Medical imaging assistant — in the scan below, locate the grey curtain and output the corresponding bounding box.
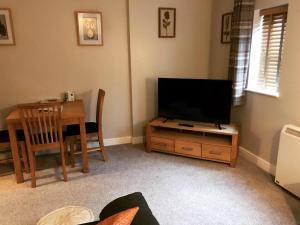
[228,0,255,106]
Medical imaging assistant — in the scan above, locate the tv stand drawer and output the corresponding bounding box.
[146,118,239,167]
[151,137,174,152]
[202,144,231,162]
[175,141,202,157]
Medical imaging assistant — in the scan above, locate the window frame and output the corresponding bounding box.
[246,4,288,98]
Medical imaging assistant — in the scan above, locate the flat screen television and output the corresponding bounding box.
[158,78,232,124]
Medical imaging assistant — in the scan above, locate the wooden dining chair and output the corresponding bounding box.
[66,89,108,167]
[0,130,29,173]
[18,102,67,188]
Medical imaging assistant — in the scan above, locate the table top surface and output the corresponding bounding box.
[150,117,239,135]
[6,100,85,123]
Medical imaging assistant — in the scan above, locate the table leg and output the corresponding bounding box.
[8,124,24,183]
[79,119,89,173]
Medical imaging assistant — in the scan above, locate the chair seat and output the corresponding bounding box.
[66,122,98,136]
[0,130,25,143]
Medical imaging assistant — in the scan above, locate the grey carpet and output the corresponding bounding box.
[0,144,299,225]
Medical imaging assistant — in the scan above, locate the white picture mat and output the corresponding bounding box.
[77,12,102,45]
[0,9,14,44]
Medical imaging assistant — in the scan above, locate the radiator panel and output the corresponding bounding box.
[275,125,300,198]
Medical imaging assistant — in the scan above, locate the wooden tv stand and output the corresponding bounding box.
[146,118,239,167]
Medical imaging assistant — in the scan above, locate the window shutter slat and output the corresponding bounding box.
[253,8,287,93]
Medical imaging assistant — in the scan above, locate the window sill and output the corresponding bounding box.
[245,88,280,98]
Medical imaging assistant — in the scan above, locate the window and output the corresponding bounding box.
[247,5,288,97]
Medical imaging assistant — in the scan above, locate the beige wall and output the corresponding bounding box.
[209,0,289,79]
[232,0,300,166]
[3,0,298,165]
[209,0,234,79]
[255,0,289,9]
[1,0,214,141]
[129,0,213,137]
[210,0,300,166]
[0,0,132,139]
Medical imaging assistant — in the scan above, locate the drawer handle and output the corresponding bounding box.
[209,151,222,156]
[182,147,193,151]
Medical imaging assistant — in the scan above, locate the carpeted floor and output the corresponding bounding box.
[0,144,299,225]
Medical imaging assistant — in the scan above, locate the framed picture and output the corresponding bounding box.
[75,11,103,46]
[221,12,233,44]
[0,8,15,45]
[158,8,176,38]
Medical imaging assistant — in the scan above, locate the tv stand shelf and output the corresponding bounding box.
[146,118,239,167]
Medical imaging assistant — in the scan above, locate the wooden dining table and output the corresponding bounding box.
[6,100,89,183]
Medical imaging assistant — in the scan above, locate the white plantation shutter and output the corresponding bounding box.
[248,5,288,96]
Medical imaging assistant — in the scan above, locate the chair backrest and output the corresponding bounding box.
[18,102,63,151]
[96,89,105,127]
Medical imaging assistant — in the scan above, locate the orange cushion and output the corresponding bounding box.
[97,207,139,225]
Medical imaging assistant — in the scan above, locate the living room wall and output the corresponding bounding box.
[5,0,297,164]
[129,0,213,138]
[210,0,300,168]
[0,0,214,142]
[0,0,132,140]
[209,0,234,79]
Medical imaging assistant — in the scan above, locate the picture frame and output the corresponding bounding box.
[158,7,176,38]
[0,8,15,45]
[75,11,103,46]
[221,12,233,44]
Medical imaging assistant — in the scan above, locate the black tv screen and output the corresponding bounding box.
[158,78,232,124]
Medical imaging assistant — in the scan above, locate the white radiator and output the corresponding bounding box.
[275,125,300,198]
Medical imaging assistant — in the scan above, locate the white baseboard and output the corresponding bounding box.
[131,136,145,144]
[103,136,132,146]
[239,146,276,175]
